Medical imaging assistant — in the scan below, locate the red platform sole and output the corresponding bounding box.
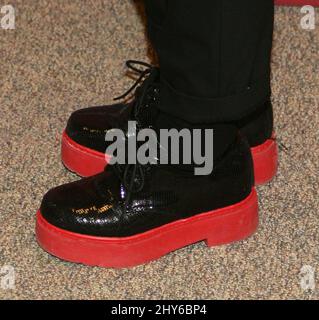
[251,137,278,185]
[61,131,278,185]
[276,0,319,6]
[36,189,258,268]
[61,131,110,177]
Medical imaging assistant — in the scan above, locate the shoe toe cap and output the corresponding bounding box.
[40,183,78,232]
[66,103,129,136]
[65,103,130,152]
[39,174,120,236]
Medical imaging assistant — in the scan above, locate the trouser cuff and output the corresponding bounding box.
[158,77,271,124]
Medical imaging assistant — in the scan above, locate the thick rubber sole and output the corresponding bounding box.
[275,1,319,6]
[61,131,111,177]
[251,136,278,185]
[61,131,278,185]
[36,189,258,268]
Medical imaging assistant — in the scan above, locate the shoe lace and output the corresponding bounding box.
[114,60,159,126]
[111,60,159,209]
[111,162,146,209]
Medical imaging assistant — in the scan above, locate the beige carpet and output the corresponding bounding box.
[0,0,318,300]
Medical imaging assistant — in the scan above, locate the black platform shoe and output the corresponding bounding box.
[37,67,258,267]
[61,61,277,184]
[37,130,257,268]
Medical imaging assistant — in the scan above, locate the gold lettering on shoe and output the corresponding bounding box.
[72,204,113,215]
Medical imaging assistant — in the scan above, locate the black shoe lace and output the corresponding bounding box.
[111,60,159,209]
[114,60,159,125]
[112,162,146,209]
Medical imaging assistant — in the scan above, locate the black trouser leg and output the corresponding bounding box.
[144,0,274,124]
